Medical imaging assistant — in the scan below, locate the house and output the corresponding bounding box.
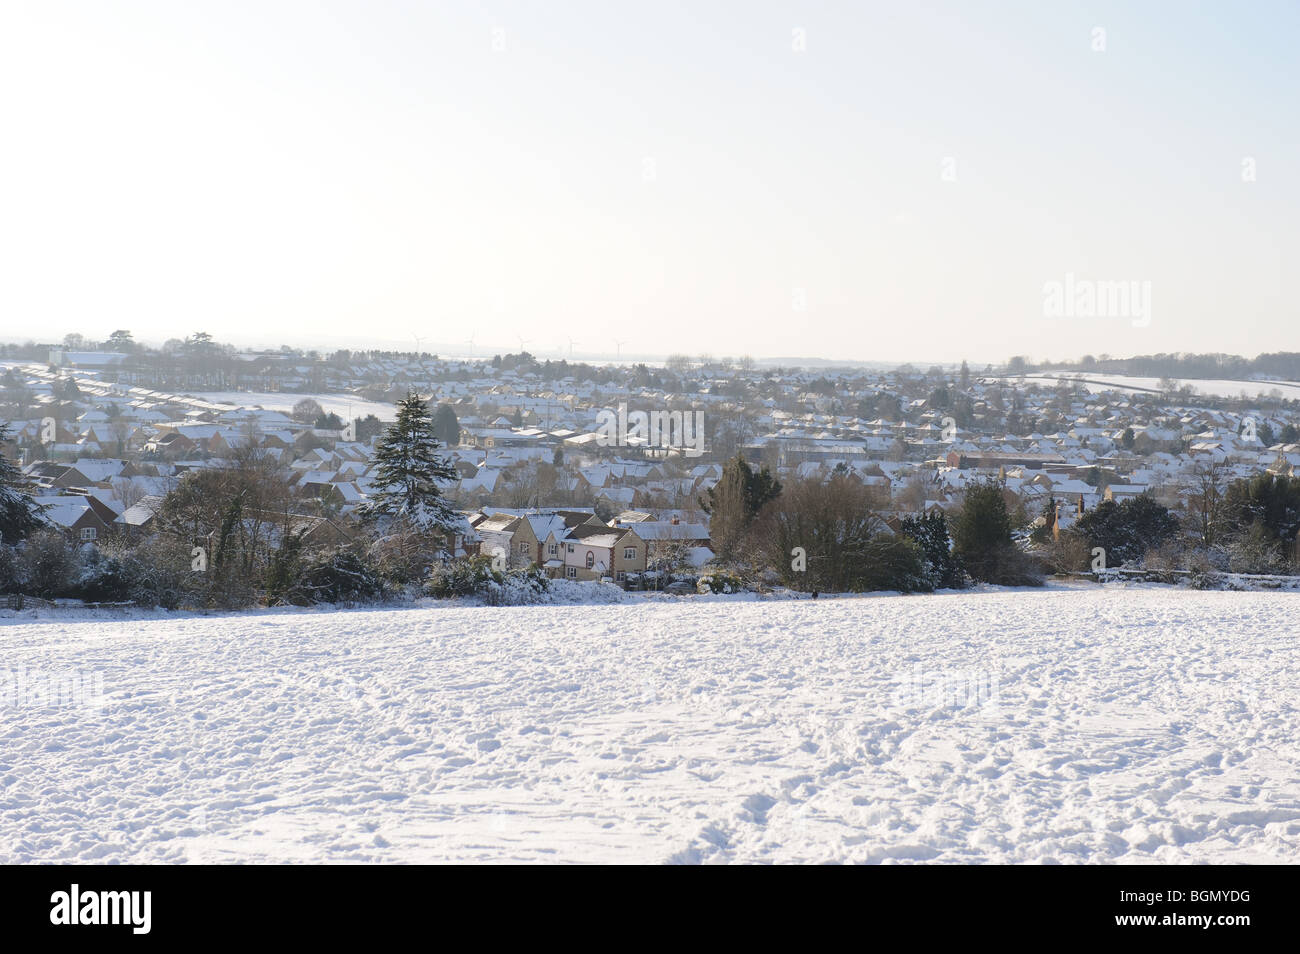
[34,495,113,543]
[474,508,604,570]
[560,523,647,583]
[116,494,166,534]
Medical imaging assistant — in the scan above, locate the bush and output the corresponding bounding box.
[481,566,550,606]
[697,569,749,594]
[1038,533,1092,575]
[0,543,24,593]
[120,536,203,609]
[1227,521,1288,574]
[751,474,918,592]
[425,555,501,598]
[269,545,387,606]
[425,556,550,604]
[70,546,136,602]
[1071,495,1181,568]
[20,531,81,598]
[850,536,932,593]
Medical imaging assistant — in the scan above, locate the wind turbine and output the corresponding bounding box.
[412,333,426,356]
[466,332,476,357]
[614,338,626,361]
[516,335,531,354]
[567,336,577,359]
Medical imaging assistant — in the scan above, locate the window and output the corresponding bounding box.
[585,552,594,569]
[615,571,626,582]
[548,543,557,555]
[519,541,530,554]
[80,527,96,541]
[566,566,577,579]
[567,544,574,554]
[623,547,636,560]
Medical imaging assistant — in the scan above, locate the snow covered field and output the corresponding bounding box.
[1021,371,1300,400]
[2,585,1298,864]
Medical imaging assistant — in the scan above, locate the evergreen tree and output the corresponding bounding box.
[952,479,1040,584]
[1072,494,1181,567]
[432,403,461,447]
[363,393,459,532]
[699,453,781,560]
[0,423,46,543]
[900,510,965,588]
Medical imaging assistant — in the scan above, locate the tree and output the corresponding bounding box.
[107,329,135,352]
[900,510,965,588]
[155,447,295,607]
[752,474,927,592]
[1071,495,1181,567]
[353,414,383,442]
[952,480,1041,585]
[363,392,460,534]
[432,404,461,447]
[699,453,781,561]
[0,424,46,543]
[1221,473,1300,563]
[1185,460,1228,549]
[292,398,325,425]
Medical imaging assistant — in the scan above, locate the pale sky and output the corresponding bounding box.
[1,1,1296,364]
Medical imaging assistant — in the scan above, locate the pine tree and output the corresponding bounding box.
[363,393,460,532]
[431,403,460,447]
[0,423,46,543]
[900,510,964,588]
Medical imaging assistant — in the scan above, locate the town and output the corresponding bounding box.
[1,332,1298,607]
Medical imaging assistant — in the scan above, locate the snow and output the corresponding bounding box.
[194,391,398,421]
[1022,372,1300,400]
[1,584,1297,864]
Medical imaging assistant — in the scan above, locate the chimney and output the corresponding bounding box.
[670,516,679,525]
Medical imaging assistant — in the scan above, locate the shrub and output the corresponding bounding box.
[70,546,136,602]
[1227,521,1288,575]
[120,536,203,609]
[20,531,81,598]
[426,556,550,604]
[481,566,550,606]
[850,536,932,593]
[1071,495,1181,568]
[1038,533,1092,575]
[426,555,501,598]
[697,569,749,594]
[270,545,387,606]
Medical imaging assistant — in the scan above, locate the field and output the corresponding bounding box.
[2,585,1297,863]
